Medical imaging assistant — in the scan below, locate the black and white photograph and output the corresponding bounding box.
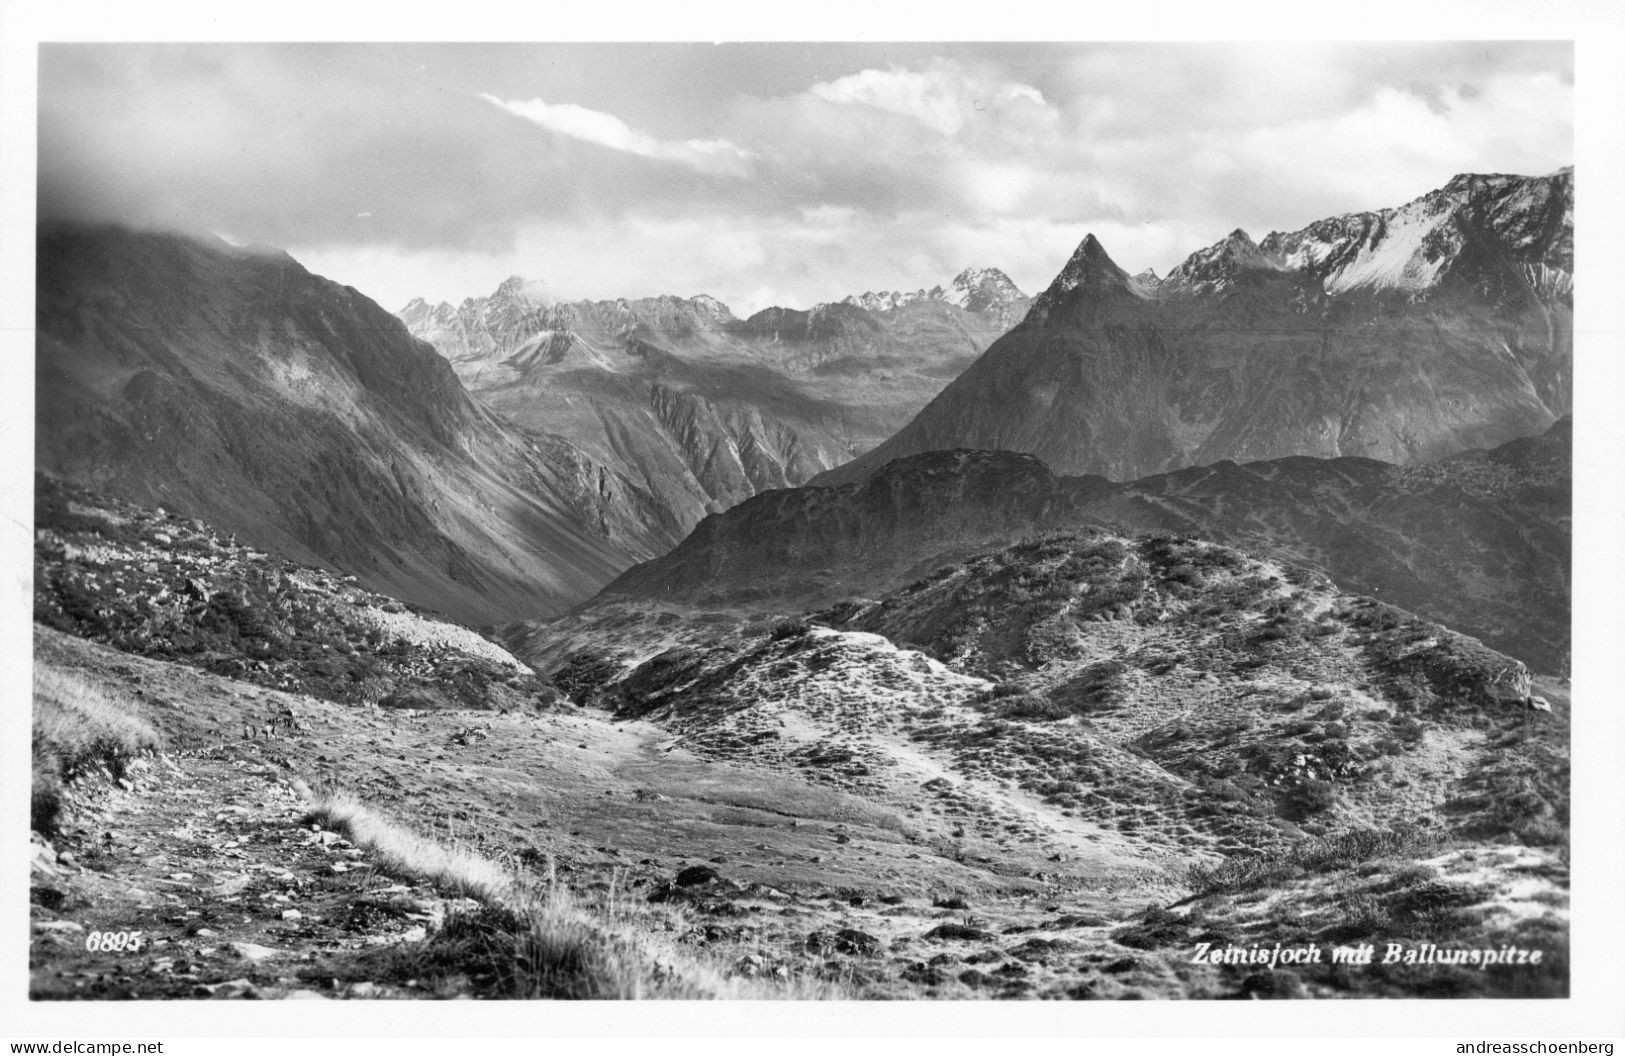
[4,5,1624,1047]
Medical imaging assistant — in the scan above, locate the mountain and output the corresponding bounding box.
[397,268,1028,534]
[842,266,1031,328]
[36,224,685,625]
[586,419,1571,674]
[815,168,1572,486]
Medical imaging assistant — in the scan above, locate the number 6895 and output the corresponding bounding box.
[85,930,144,952]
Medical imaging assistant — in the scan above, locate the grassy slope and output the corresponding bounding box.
[32,482,1568,999]
[526,529,1570,997]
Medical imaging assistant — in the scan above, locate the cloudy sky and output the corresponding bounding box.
[38,41,1573,315]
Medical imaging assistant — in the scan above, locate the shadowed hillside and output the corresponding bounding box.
[37,224,685,624]
[587,420,1570,674]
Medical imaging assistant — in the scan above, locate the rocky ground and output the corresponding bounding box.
[30,483,1571,1000]
[31,628,1188,999]
[30,734,459,1001]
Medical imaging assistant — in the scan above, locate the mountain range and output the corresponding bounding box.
[397,267,1031,533]
[816,168,1572,486]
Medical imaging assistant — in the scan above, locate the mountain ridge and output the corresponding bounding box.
[36,222,684,625]
[589,419,1571,674]
[397,266,1032,536]
[814,168,1572,488]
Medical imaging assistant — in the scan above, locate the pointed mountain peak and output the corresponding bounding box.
[944,266,1029,317]
[951,265,1014,287]
[1129,267,1162,298]
[1160,226,1287,295]
[493,275,550,306]
[1059,234,1128,282]
[1076,233,1114,262]
[1027,234,1134,321]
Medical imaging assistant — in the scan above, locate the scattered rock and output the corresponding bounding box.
[230,941,282,962]
[674,865,720,888]
[924,923,992,942]
[203,977,256,998]
[32,920,85,934]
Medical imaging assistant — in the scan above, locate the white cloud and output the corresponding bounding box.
[805,59,1052,139]
[477,92,755,177]
[48,44,1570,312]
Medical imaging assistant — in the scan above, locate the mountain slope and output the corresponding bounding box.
[816,169,1572,486]
[515,528,1569,998]
[588,419,1571,674]
[31,437,1568,1001]
[398,268,1028,532]
[36,224,684,625]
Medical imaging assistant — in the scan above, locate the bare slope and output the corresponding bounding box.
[37,224,684,624]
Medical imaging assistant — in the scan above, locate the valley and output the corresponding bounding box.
[398,268,1031,535]
[29,165,1576,1003]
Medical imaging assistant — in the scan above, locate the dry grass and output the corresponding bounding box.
[302,787,513,903]
[301,785,841,999]
[33,664,161,833]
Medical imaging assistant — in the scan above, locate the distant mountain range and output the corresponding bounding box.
[816,168,1572,486]
[397,267,1030,534]
[842,266,1032,327]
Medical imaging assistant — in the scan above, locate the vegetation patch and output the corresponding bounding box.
[33,663,161,834]
[34,476,556,712]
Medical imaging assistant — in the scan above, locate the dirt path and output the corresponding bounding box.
[31,739,458,1000]
[869,730,1184,876]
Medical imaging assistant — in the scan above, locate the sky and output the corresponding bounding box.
[37,41,1574,316]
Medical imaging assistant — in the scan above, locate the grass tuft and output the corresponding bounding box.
[301,786,836,999]
[33,664,161,834]
[303,789,513,903]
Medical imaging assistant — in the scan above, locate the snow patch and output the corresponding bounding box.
[1323,205,1451,294]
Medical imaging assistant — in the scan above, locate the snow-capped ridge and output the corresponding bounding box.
[1157,167,1573,299]
[493,275,552,307]
[841,266,1028,324]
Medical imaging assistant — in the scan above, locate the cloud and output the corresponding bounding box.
[478,92,754,177]
[37,43,1573,314]
[805,59,1050,138]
